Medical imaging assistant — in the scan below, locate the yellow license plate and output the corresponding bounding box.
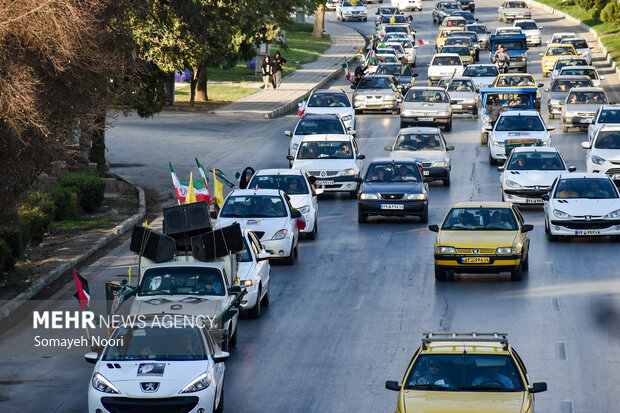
[462,257,490,264]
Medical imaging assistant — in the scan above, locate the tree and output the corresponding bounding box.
[313,3,326,38]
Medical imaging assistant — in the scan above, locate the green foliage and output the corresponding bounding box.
[0,226,26,259]
[575,0,606,19]
[0,239,14,272]
[59,170,106,213]
[601,2,620,27]
[16,192,56,244]
[46,186,78,221]
[4,263,32,291]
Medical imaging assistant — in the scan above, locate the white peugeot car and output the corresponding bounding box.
[587,105,620,142]
[499,146,575,205]
[560,37,593,65]
[513,19,542,46]
[237,229,270,318]
[582,125,620,183]
[427,53,465,86]
[462,63,498,88]
[216,189,301,264]
[289,134,365,198]
[248,169,321,239]
[86,317,228,413]
[336,0,367,21]
[302,89,355,131]
[285,113,352,163]
[487,111,553,165]
[543,173,620,241]
[394,0,422,11]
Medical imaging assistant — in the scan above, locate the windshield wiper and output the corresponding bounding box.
[407,384,460,391]
[456,385,514,391]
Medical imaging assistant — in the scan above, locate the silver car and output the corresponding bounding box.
[353,75,401,114]
[445,76,478,118]
[399,87,453,131]
[550,57,589,81]
[560,37,593,65]
[558,65,605,88]
[498,0,531,23]
[562,87,609,133]
[545,75,593,120]
[462,64,498,88]
[513,19,542,46]
[465,24,490,49]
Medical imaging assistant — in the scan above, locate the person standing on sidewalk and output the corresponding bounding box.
[271,51,287,90]
[261,56,272,89]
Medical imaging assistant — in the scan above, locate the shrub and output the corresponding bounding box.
[0,226,26,258]
[46,186,78,220]
[5,263,32,291]
[16,192,56,244]
[0,239,14,272]
[59,170,105,213]
[576,0,607,19]
[601,1,620,27]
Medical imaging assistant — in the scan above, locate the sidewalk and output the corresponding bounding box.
[213,20,365,119]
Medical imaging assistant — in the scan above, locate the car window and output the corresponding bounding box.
[507,152,565,171]
[441,207,518,230]
[546,46,576,56]
[561,68,598,80]
[237,238,253,263]
[295,118,346,135]
[594,130,620,149]
[485,93,532,108]
[496,115,544,131]
[566,91,607,104]
[599,109,620,123]
[248,174,309,195]
[220,195,287,218]
[463,66,498,77]
[432,56,462,66]
[515,21,537,30]
[364,162,422,182]
[554,178,618,199]
[447,79,474,92]
[441,46,469,55]
[445,38,472,47]
[561,39,588,49]
[357,77,392,89]
[307,93,350,108]
[376,65,399,76]
[405,89,450,103]
[394,133,444,151]
[491,40,524,51]
[551,78,592,91]
[297,140,354,159]
[385,26,408,34]
[139,267,226,296]
[465,25,487,34]
[555,58,588,70]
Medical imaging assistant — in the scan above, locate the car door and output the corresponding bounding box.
[303,171,319,216]
[512,205,530,255]
[249,232,269,299]
[282,193,299,246]
[587,107,601,141]
[202,327,225,397]
[439,130,451,166]
[352,139,364,173]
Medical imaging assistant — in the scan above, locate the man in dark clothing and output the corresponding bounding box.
[352,64,366,88]
[272,51,287,90]
[261,56,272,89]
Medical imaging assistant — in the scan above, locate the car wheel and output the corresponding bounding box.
[284,246,295,265]
[358,209,367,223]
[355,108,362,115]
[261,282,270,307]
[562,124,569,133]
[434,265,447,281]
[228,323,238,347]
[221,333,229,352]
[542,71,548,78]
[420,208,428,223]
[337,14,341,21]
[520,66,527,73]
[293,242,298,257]
[522,250,529,271]
[392,109,399,115]
[443,176,450,186]
[511,266,523,281]
[215,385,224,413]
[545,220,559,242]
[248,287,261,319]
[548,112,554,120]
[444,119,452,132]
[489,153,497,165]
[363,17,367,22]
[501,191,505,201]
[306,219,317,240]
[472,110,478,119]
[481,132,488,145]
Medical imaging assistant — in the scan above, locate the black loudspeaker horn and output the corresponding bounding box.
[191,223,244,261]
[163,202,212,250]
[130,225,176,263]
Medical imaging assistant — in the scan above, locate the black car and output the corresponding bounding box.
[457,0,475,12]
[432,1,461,24]
[450,11,477,24]
[357,159,429,223]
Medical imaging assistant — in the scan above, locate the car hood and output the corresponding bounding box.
[448,91,476,100]
[355,88,395,96]
[402,102,451,111]
[304,107,352,117]
[404,391,525,413]
[551,198,620,216]
[491,131,548,142]
[97,360,211,397]
[288,194,313,209]
[361,180,424,193]
[216,216,291,239]
[438,230,518,247]
[565,103,603,113]
[292,158,357,172]
[429,66,464,76]
[130,295,223,318]
[392,150,446,162]
[549,91,568,101]
[342,5,365,11]
[503,170,564,186]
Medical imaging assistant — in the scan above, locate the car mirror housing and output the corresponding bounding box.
[568,165,577,172]
[84,352,99,364]
[384,145,393,151]
[214,351,230,364]
[530,382,548,393]
[385,380,401,392]
[581,141,591,149]
[428,224,439,232]
[541,193,550,201]
[284,130,292,137]
[291,209,302,218]
[600,75,606,80]
[315,187,324,195]
[521,224,534,232]
[357,154,366,159]
[497,165,504,172]
[229,286,242,294]
[257,251,270,261]
[286,155,295,161]
[447,145,455,151]
[547,126,555,131]
[209,211,218,219]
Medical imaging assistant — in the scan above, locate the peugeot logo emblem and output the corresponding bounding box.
[472,249,480,254]
[535,186,540,190]
[170,304,182,310]
[320,171,327,177]
[585,216,592,221]
[141,382,160,392]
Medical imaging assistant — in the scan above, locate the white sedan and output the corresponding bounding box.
[544,173,620,241]
[499,146,575,205]
[216,189,301,264]
[302,89,355,131]
[487,111,553,165]
[582,125,620,183]
[237,229,271,318]
[587,105,620,142]
[336,0,367,22]
[86,316,228,413]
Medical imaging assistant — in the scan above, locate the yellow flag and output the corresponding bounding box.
[351,0,358,5]
[390,11,396,24]
[185,171,197,204]
[213,169,224,208]
[142,219,148,227]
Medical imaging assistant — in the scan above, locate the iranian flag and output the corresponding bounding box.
[418,39,430,46]
[73,269,91,312]
[169,161,211,203]
[298,98,307,116]
[194,157,212,204]
[342,60,351,81]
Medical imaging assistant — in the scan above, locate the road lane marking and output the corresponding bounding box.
[545,262,554,274]
[555,342,567,360]
[552,298,560,312]
[561,400,574,413]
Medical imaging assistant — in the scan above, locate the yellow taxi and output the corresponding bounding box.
[539,43,579,77]
[428,201,532,281]
[386,332,548,413]
[491,73,542,106]
[435,26,462,52]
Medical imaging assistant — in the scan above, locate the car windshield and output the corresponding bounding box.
[445,38,472,47]
[546,46,576,56]
[396,39,413,49]
[451,32,477,43]
[445,19,466,27]
[555,59,588,70]
[385,26,408,34]
[599,109,620,123]
[454,12,474,20]
[463,66,498,77]
[102,325,208,361]
[379,7,398,14]
[365,162,422,182]
[551,34,574,43]
[561,39,588,49]
[492,40,525,51]
[507,152,565,170]
[394,133,443,151]
[554,178,618,199]
[358,77,393,89]
[595,130,620,149]
[138,267,225,296]
[515,21,537,30]
[432,56,462,66]
[248,174,309,195]
[561,68,598,80]
[485,93,532,108]
[506,1,527,7]
[551,79,592,92]
[496,115,544,131]
[442,207,518,230]
[298,140,354,159]
[495,76,535,87]
[307,93,350,108]
[388,44,405,54]
[383,15,406,24]
[220,195,287,217]
[567,91,607,104]
[405,89,449,103]
[447,79,474,92]
[295,118,345,135]
[439,2,460,10]
[404,354,525,391]
[465,25,487,34]
[376,65,413,77]
[441,46,469,55]
[342,1,362,6]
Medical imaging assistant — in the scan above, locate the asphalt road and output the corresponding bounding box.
[1,0,619,412]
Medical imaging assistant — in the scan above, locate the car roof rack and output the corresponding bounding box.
[422,332,508,350]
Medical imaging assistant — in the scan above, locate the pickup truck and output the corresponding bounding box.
[489,34,528,73]
[498,0,531,23]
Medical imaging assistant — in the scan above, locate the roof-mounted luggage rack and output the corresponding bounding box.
[422,332,509,350]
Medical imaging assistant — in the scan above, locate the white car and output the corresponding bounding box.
[587,105,620,141]
[499,146,575,205]
[561,87,609,133]
[336,0,367,21]
[285,113,352,161]
[302,89,355,131]
[383,23,415,43]
[289,134,365,198]
[513,19,542,46]
[248,169,321,239]
[487,110,553,165]
[560,37,592,65]
[236,229,271,318]
[544,173,620,240]
[550,56,589,81]
[385,42,406,60]
[558,65,605,87]
[547,32,576,45]
[86,316,228,413]
[462,64,498,88]
[395,0,422,11]
[216,189,301,264]
[326,0,340,10]
[427,53,465,86]
[387,37,417,65]
[494,26,523,36]
[582,125,620,183]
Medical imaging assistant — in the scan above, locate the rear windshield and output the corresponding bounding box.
[561,39,588,49]
[554,178,618,199]
[496,115,544,131]
[463,65,498,77]
[295,118,345,135]
[432,56,462,66]
[307,93,350,108]
[405,89,449,103]
[507,152,565,171]
[594,130,620,150]
[551,79,592,92]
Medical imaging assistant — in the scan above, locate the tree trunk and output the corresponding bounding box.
[313,4,325,38]
[189,68,197,107]
[196,66,208,101]
[89,113,107,174]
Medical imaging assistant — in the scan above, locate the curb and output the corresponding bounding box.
[525,0,620,82]
[0,176,146,323]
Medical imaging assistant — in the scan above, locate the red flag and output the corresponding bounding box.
[73,269,91,311]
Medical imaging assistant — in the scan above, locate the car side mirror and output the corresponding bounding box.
[284,130,292,137]
[581,141,591,149]
[354,177,363,183]
[538,83,544,88]
[428,224,439,232]
[447,145,454,151]
[539,53,544,56]
[544,88,549,92]
[547,126,555,131]
[541,193,550,201]
[568,165,576,172]
[384,145,393,151]
[291,209,302,218]
[414,44,419,48]
[214,351,230,363]
[530,382,548,393]
[84,352,99,364]
[349,129,357,135]
[357,154,366,159]
[475,18,479,21]
[600,75,606,80]
[485,126,493,131]
[385,380,401,391]
[315,187,324,195]
[210,211,218,219]
[257,251,270,261]
[559,101,565,105]
[286,155,294,161]
[521,224,534,232]
[229,286,242,294]
[497,165,504,172]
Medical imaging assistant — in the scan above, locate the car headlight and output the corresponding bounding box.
[437,246,457,254]
[341,168,356,176]
[298,205,310,214]
[505,179,522,189]
[553,209,572,219]
[431,161,448,167]
[521,53,527,59]
[495,246,517,254]
[492,141,505,146]
[406,193,428,200]
[592,155,606,165]
[438,111,450,117]
[181,372,212,393]
[92,373,120,394]
[272,229,288,240]
[360,193,379,200]
[341,115,352,122]
[242,279,253,287]
[604,209,620,219]
[462,98,476,104]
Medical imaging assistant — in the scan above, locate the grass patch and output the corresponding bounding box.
[175,83,258,103]
[49,217,120,235]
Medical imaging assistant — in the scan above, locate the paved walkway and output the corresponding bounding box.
[213,20,365,119]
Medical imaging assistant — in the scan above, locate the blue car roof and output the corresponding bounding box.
[480,87,538,94]
[489,34,527,41]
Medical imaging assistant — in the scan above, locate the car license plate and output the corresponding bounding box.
[423,170,430,176]
[418,117,433,121]
[317,180,334,186]
[381,204,404,210]
[462,257,490,264]
[453,104,462,109]
[575,230,601,235]
[525,198,543,204]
